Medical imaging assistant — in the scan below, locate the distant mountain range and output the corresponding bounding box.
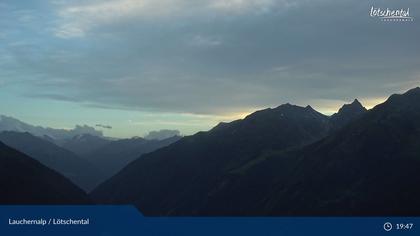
[92,87,420,216]
[0,131,103,192]
[59,134,112,157]
[144,130,181,140]
[0,141,90,204]
[83,136,182,181]
[58,133,182,181]
[0,128,181,192]
[0,115,103,140]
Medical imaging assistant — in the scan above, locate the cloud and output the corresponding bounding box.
[190,35,222,47]
[53,0,149,38]
[51,0,293,38]
[96,124,112,129]
[2,0,420,117]
[209,0,284,13]
[144,129,181,140]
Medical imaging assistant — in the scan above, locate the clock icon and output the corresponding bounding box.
[384,222,393,232]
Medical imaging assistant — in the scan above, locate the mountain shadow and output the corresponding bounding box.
[0,141,90,204]
[0,131,102,192]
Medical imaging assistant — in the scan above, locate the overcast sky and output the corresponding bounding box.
[1,0,419,138]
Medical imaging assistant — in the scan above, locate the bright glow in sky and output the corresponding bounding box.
[1,0,419,138]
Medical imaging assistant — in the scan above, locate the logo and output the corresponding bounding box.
[370,6,414,22]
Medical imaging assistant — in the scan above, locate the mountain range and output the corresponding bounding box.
[0,141,90,204]
[2,87,420,215]
[0,129,181,192]
[59,134,112,157]
[83,135,182,181]
[0,131,102,192]
[92,87,420,216]
[0,115,103,140]
[57,133,182,181]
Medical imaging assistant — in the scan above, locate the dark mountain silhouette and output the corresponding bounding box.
[0,141,90,204]
[203,87,420,216]
[330,99,367,129]
[60,133,111,157]
[85,136,182,181]
[0,131,102,192]
[91,103,334,215]
[92,87,420,216]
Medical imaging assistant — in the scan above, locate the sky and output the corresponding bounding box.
[0,0,419,138]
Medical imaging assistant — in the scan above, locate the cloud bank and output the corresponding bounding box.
[144,129,181,140]
[1,0,419,116]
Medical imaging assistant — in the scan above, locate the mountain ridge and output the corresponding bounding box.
[91,102,339,215]
[0,141,90,204]
[91,87,420,216]
[0,131,102,192]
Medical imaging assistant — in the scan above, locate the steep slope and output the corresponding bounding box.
[0,131,102,192]
[0,142,90,204]
[91,104,331,215]
[201,87,420,215]
[86,136,181,181]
